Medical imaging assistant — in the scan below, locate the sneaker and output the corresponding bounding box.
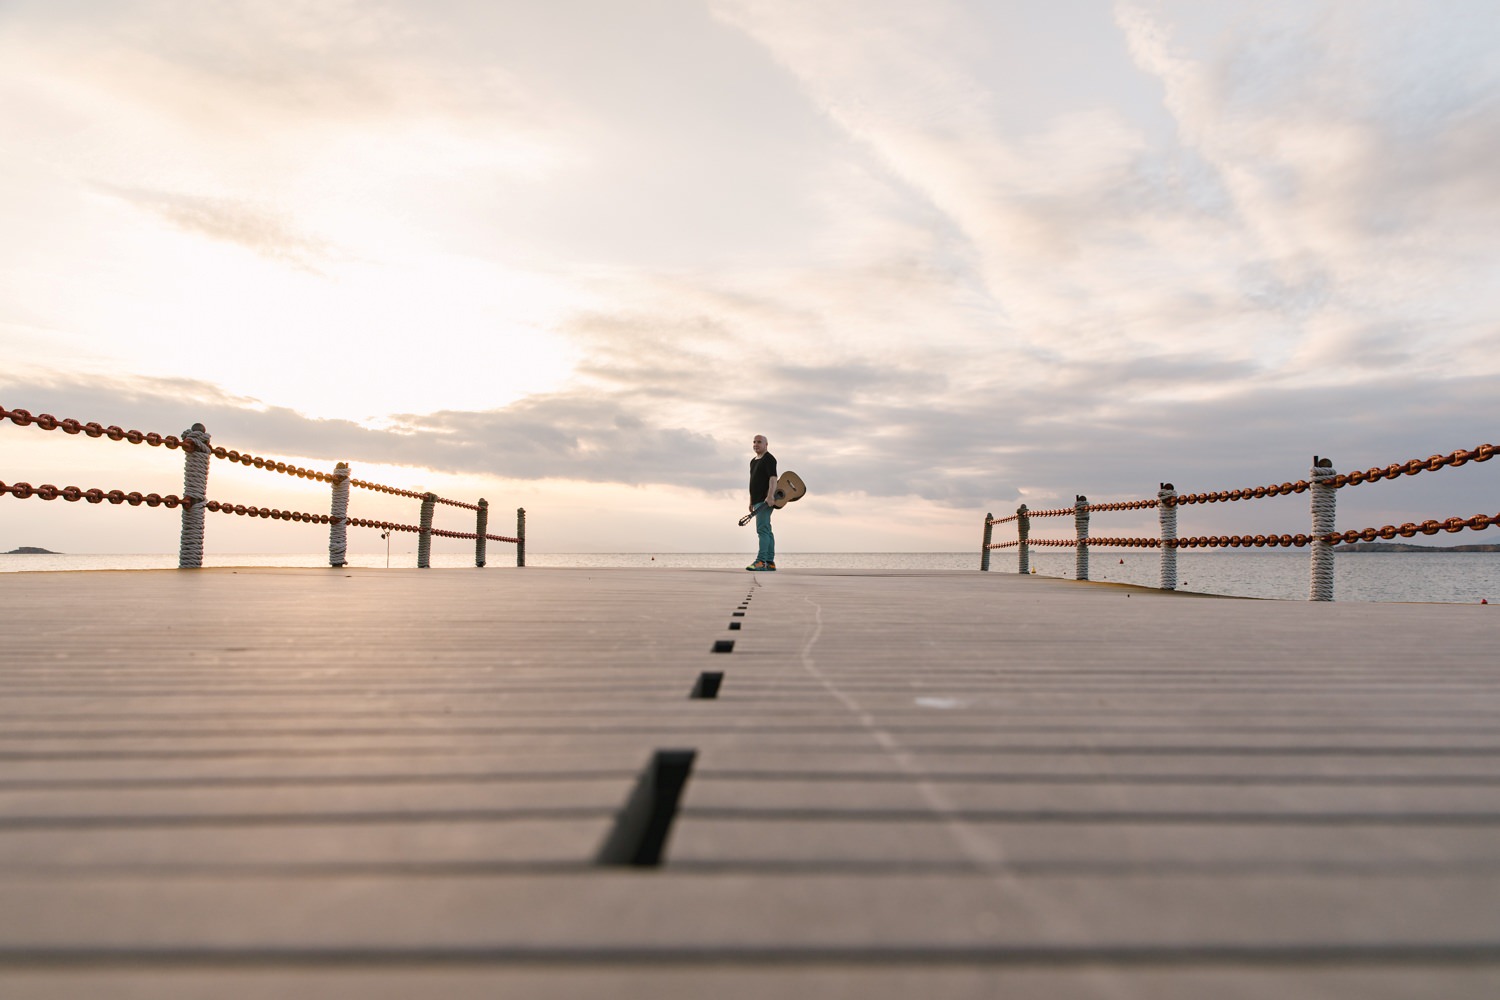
[763,562,777,571]
[745,560,767,571]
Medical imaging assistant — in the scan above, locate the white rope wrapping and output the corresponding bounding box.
[516,507,526,567]
[177,425,211,568]
[1016,505,1030,575]
[475,499,489,568]
[1074,496,1090,581]
[328,463,350,567]
[1158,486,1178,591]
[1308,463,1338,601]
[417,493,436,569]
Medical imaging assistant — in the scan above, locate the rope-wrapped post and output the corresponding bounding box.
[177,423,211,569]
[1017,504,1030,575]
[516,507,527,567]
[1074,495,1089,581]
[417,492,436,569]
[475,498,488,568]
[980,512,993,572]
[1309,456,1337,601]
[328,462,350,568]
[1158,482,1178,591]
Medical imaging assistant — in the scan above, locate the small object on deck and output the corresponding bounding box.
[712,639,735,653]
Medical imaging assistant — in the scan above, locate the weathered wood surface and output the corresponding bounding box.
[1,566,1498,998]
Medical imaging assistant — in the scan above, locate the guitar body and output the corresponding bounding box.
[769,470,806,508]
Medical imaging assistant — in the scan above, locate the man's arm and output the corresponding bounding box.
[764,457,778,505]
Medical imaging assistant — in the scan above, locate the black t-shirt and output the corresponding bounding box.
[749,451,778,507]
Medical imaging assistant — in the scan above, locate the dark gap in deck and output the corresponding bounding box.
[596,748,698,867]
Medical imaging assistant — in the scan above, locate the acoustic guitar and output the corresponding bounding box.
[738,471,807,525]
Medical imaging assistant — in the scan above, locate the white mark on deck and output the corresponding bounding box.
[915,696,968,709]
[796,594,1086,937]
[796,595,1008,871]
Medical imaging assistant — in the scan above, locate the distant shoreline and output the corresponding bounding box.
[5,546,59,555]
[1334,542,1500,553]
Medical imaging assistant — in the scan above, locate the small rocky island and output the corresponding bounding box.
[5,546,59,555]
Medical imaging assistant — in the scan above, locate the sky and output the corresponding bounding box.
[2,0,1498,556]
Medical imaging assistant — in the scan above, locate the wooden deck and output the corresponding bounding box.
[1,566,1498,998]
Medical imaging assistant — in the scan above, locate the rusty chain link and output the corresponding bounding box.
[1329,444,1495,488]
[5,403,483,510]
[998,511,1498,552]
[1024,537,1158,548]
[212,448,333,482]
[1019,486,1310,512]
[2,406,195,451]
[989,499,1158,526]
[1159,444,1495,506]
[1,480,190,507]
[198,508,516,542]
[1,406,335,480]
[0,478,527,542]
[1019,451,1491,515]
[203,501,330,523]
[1083,499,1159,513]
[347,478,478,510]
[1170,482,1311,506]
[988,538,1155,550]
[349,478,426,501]
[1025,505,1084,518]
[430,528,522,542]
[1324,513,1500,544]
[1162,534,1307,549]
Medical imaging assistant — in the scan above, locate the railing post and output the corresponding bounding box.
[417,492,436,568]
[1309,456,1337,601]
[1158,482,1177,591]
[475,498,489,568]
[177,423,211,569]
[1017,504,1030,575]
[1074,495,1090,581]
[517,507,527,567]
[980,513,993,571]
[328,462,350,568]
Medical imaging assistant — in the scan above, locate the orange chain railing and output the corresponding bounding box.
[980,444,1496,601]
[1,404,524,569]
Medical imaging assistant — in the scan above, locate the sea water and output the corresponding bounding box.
[1,550,1495,604]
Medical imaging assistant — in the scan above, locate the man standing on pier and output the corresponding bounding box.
[747,434,777,571]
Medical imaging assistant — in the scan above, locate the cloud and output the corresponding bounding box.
[92,184,334,271]
[5,0,549,128]
[1115,0,1500,370]
[710,0,1500,395]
